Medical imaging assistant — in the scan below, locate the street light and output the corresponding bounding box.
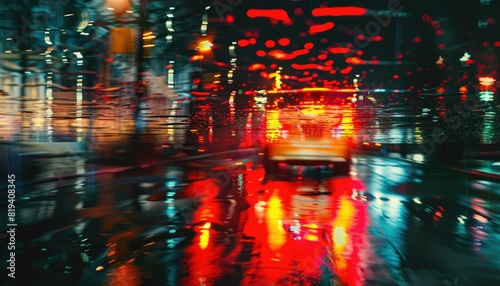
[198,40,213,53]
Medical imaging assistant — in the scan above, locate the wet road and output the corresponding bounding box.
[2,148,500,285]
[1,90,500,285]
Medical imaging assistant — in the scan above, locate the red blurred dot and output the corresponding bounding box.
[413,37,422,43]
[494,41,500,47]
[238,39,249,47]
[324,60,334,66]
[270,63,277,69]
[304,42,314,49]
[256,50,266,57]
[397,54,404,59]
[393,74,399,79]
[265,40,275,48]
[312,73,318,78]
[483,41,490,47]
[248,38,257,45]
[225,15,235,24]
[303,71,310,76]
[329,70,336,74]
[278,38,290,46]
[357,34,365,41]
[318,54,327,60]
[357,50,364,56]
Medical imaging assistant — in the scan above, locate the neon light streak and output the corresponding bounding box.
[309,22,335,34]
[312,7,367,17]
[247,9,292,24]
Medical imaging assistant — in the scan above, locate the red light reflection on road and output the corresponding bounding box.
[108,263,140,286]
[312,7,367,17]
[181,200,228,286]
[330,196,369,285]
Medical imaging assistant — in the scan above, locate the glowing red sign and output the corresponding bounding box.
[345,57,365,65]
[312,7,367,17]
[247,9,292,24]
[318,54,327,60]
[238,39,250,47]
[340,66,353,74]
[328,47,350,54]
[278,38,290,46]
[304,42,314,49]
[309,22,335,34]
[298,76,313,82]
[256,50,267,57]
[249,63,266,71]
[292,63,332,71]
[265,40,276,48]
[268,49,309,60]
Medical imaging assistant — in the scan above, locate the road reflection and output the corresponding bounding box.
[1,86,500,285]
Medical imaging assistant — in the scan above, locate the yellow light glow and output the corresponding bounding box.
[333,226,347,246]
[198,40,213,52]
[302,87,330,92]
[300,105,326,115]
[199,229,210,250]
[479,76,495,86]
[304,234,319,241]
[266,191,286,251]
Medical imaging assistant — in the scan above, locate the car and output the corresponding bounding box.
[263,88,352,180]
